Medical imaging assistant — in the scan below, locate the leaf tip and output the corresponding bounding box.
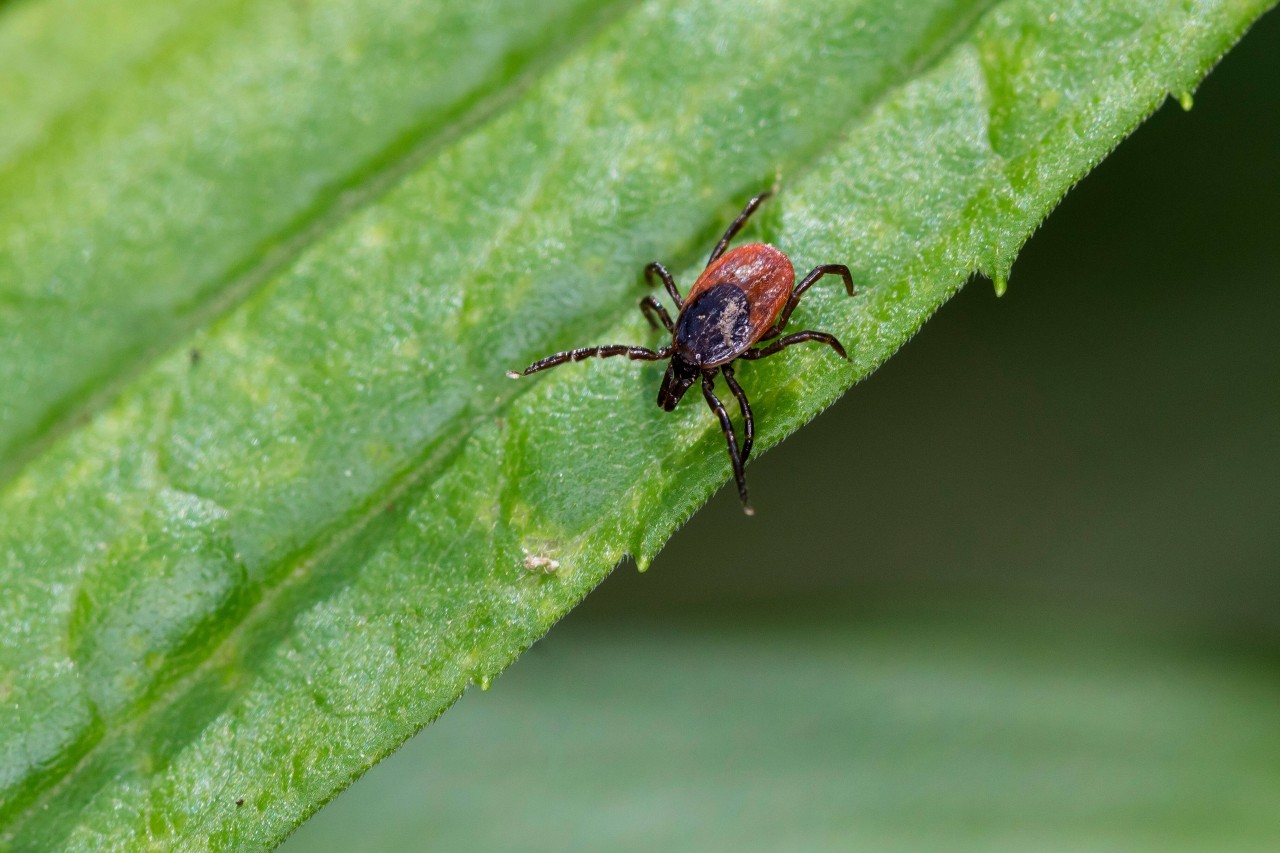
[992,273,1008,298]
[1177,90,1194,112]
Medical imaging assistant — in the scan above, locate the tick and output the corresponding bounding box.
[508,192,855,514]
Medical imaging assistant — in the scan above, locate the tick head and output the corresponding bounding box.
[657,354,698,412]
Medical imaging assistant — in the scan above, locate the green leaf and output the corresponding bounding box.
[0,0,1273,848]
[283,608,1280,850]
[0,0,627,479]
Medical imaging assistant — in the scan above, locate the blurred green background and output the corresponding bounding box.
[285,11,1280,851]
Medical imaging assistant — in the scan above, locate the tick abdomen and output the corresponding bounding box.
[676,243,794,366]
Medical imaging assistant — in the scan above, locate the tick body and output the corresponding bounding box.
[509,192,856,514]
[673,244,793,369]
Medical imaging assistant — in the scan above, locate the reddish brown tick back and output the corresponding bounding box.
[508,193,856,514]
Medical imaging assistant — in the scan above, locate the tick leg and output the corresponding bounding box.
[509,344,673,377]
[773,264,856,331]
[720,364,754,462]
[740,331,848,361]
[645,261,683,308]
[639,295,674,332]
[701,371,753,515]
[707,192,772,266]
